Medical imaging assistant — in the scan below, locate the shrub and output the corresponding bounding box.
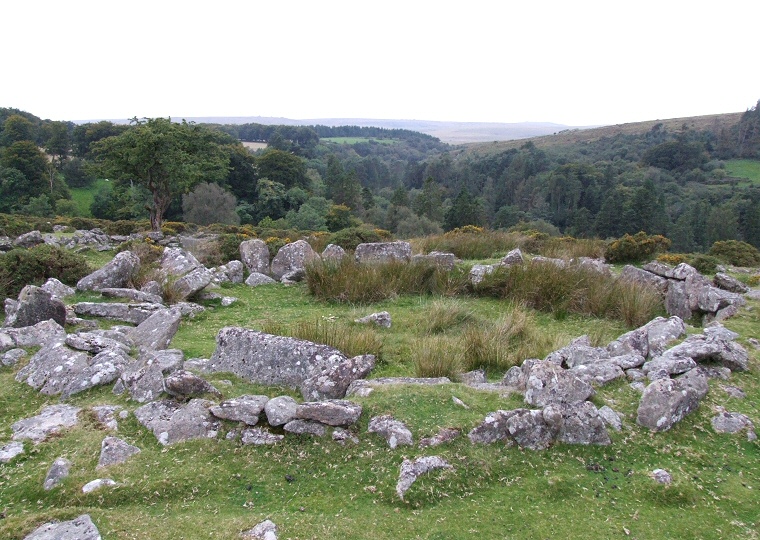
[262,318,383,360]
[0,244,91,298]
[182,182,241,226]
[657,253,688,266]
[265,236,291,258]
[604,232,671,264]
[68,217,103,230]
[709,240,760,267]
[688,254,722,274]
[413,336,463,378]
[215,233,252,266]
[116,239,164,265]
[0,213,32,237]
[103,220,143,236]
[328,227,386,250]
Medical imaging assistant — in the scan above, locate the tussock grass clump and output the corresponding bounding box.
[411,228,520,260]
[536,236,607,260]
[421,298,478,334]
[473,261,662,327]
[305,258,468,304]
[462,307,558,373]
[413,335,464,378]
[262,317,383,359]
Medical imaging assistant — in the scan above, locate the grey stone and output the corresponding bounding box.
[3,285,66,328]
[598,405,623,431]
[460,369,487,385]
[468,410,519,445]
[721,385,746,399]
[2,319,65,350]
[501,366,526,391]
[99,287,164,304]
[368,415,413,448]
[170,266,213,301]
[543,401,611,445]
[41,278,75,299]
[134,399,220,445]
[545,336,609,368]
[625,368,647,381]
[208,328,349,389]
[411,251,456,270]
[164,369,220,399]
[500,248,524,266]
[97,436,141,468]
[241,427,284,446]
[2,347,26,366]
[92,405,123,431]
[241,519,278,540]
[73,302,163,324]
[119,350,183,403]
[711,411,756,440]
[82,478,118,493]
[321,243,346,261]
[43,457,71,490]
[469,264,495,285]
[300,354,375,401]
[245,272,277,287]
[160,247,203,275]
[576,257,612,276]
[355,241,411,264]
[239,239,271,275]
[77,250,140,291]
[506,409,554,450]
[651,469,672,484]
[345,376,451,397]
[283,419,327,436]
[221,296,237,307]
[264,396,299,427]
[620,265,669,296]
[14,230,44,248]
[332,428,360,445]
[0,441,24,463]
[141,280,163,296]
[65,332,131,355]
[22,514,101,540]
[172,302,206,318]
[569,362,625,386]
[12,404,81,444]
[419,427,461,448]
[629,381,647,393]
[662,333,749,372]
[713,272,750,293]
[636,369,709,431]
[128,308,182,352]
[296,400,362,426]
[396,456,452,500]
[607,354,646,370]
[524,361,595,407]
[642,355,697,379]
[212,260,244,284]
[280,268,306,283]
[354,311,391,328]
[271,239,319,280]
[210,395,269,425]
[703,323,740,341]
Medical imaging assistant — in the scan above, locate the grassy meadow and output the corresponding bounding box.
[1,251,759,539]
[724,159,760,185]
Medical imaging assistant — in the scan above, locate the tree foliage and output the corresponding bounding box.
[182,182,240,225]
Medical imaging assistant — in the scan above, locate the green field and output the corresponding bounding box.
[1,258,759,539]
[724,159,760,184]
[70,178,110,217]
[322,137,399,145]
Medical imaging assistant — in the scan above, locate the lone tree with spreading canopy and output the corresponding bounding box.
[94,117,228,230]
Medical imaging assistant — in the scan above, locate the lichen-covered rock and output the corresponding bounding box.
[354,241,411,264]
[1,441,24,463]
[569,362,625,386]
[506,409,554,450]
[270,239,319,280]
[212,260,244,284]
[163,370,220,399]
[468,410,518,445]
[419,427,461,448]
[99,287,164,304]
[543,401,611,445]
[620,265,669,295]
[134,399,220,445]
[97,436,141,468]
[713,272,750,294]
[245,272,277,287]
[22,514,101,540]
[711,411,756,440]
[119,350,183,403]
[12,404,81,444]
[210,395,269,425]
[368,415,413,448]
[3,285,66,328]
[296,400,362,426]
[241,427,284,446]
[321,243,346,261]
[77,250,140,291]
[354,311,391,328]
[283,419,327,436]
[524,361,595,407]
[73,302,163,324]
[82,478,118,493]
[412,251,455,270]
[41,277,76,299]
[469,264,495,285]
[1,320,65,352]
[128,308,182,352]
[264,396,298,426]
[43,457,71,490]
[396,456,452,500]
[300,354,375,400]
[239,239,271,275]
[636,369,709,431]
[346,376,451,397]
[14,230,44,248]
[241,519,279,540]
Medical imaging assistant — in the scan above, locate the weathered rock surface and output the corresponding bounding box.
[3,285,67,328]
[118,350,183,403]
[245,272,277,287]
[241,519,279,540]
[270,239,319,280]
[73,302,163,324]
[241,427,284,445]
[506,409,555,450]
[210,395,269,425]
[211,260,244,284]
[283,419,327,436]
[543,401,611,445]
[651,469,672,484]
[469,264,495,285]
[14,230,44,248]
[97,436,141,468]
[99,287,164,304]
[656,333,749,372]
[713,272,750,293]
[22,514,101,540]
[2,347,26,366]
[411,251,456,270]
[12,404,81,444]
[355,241,411,264]
[0,320,66,352]
[82,478,118,493]
[524,361,595,407]
[354,311,391,328]
[321,243,346,261]
[264,396,298,426]
[64,332,130,355]
[636,369,709,431]
[419,427,461,448]
[134,399,220,445]
[468,410,517,445]
[368,415,413,448]
[77,250,140,291]
[345,377,451,397]
[396,456,452,500]
[41,277,76,299]
[1,441,24,463]
[164,369,220,399]
[127,308,182,352]
[607,316,685,359]
[43,457,72,490]
[598,405,623,431]
[239,239,271,275]
[296,400,362,426]
[711,411,756,440]
[300,354,375,400]
[501,248,524,266]
[568,362,625,386]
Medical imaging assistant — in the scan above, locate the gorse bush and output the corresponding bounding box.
[604,232,671,263]
[688,254,722,274]
[0,244,91,298]
[262,318,383,360]
[327,227,390,250]
[305,258,468,304]
[709,240,760,267]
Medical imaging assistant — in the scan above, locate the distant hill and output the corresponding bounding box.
[83,116,581,144]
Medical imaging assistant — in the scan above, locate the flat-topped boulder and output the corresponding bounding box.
[22,514,101,540]
[99,287,164,304]
[355,241,411,264]
[73,302,164,324]
[12,404,81,444]
[77,250,140,291]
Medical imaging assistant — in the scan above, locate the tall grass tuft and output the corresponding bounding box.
[462,307,558,373]
[421,298,479,334]
[413,335,463,378]
[262,318,383,360]
[305,258,468,304]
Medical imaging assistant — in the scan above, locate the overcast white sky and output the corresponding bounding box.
[3,1,759,126]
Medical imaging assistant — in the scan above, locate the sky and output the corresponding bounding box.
[3,0,759,127]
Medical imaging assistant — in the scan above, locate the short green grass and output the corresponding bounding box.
[1,274,759,539]
[69,178,110,217]
[724,159,760,185]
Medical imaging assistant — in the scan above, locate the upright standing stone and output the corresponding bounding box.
[240,239,271,275]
